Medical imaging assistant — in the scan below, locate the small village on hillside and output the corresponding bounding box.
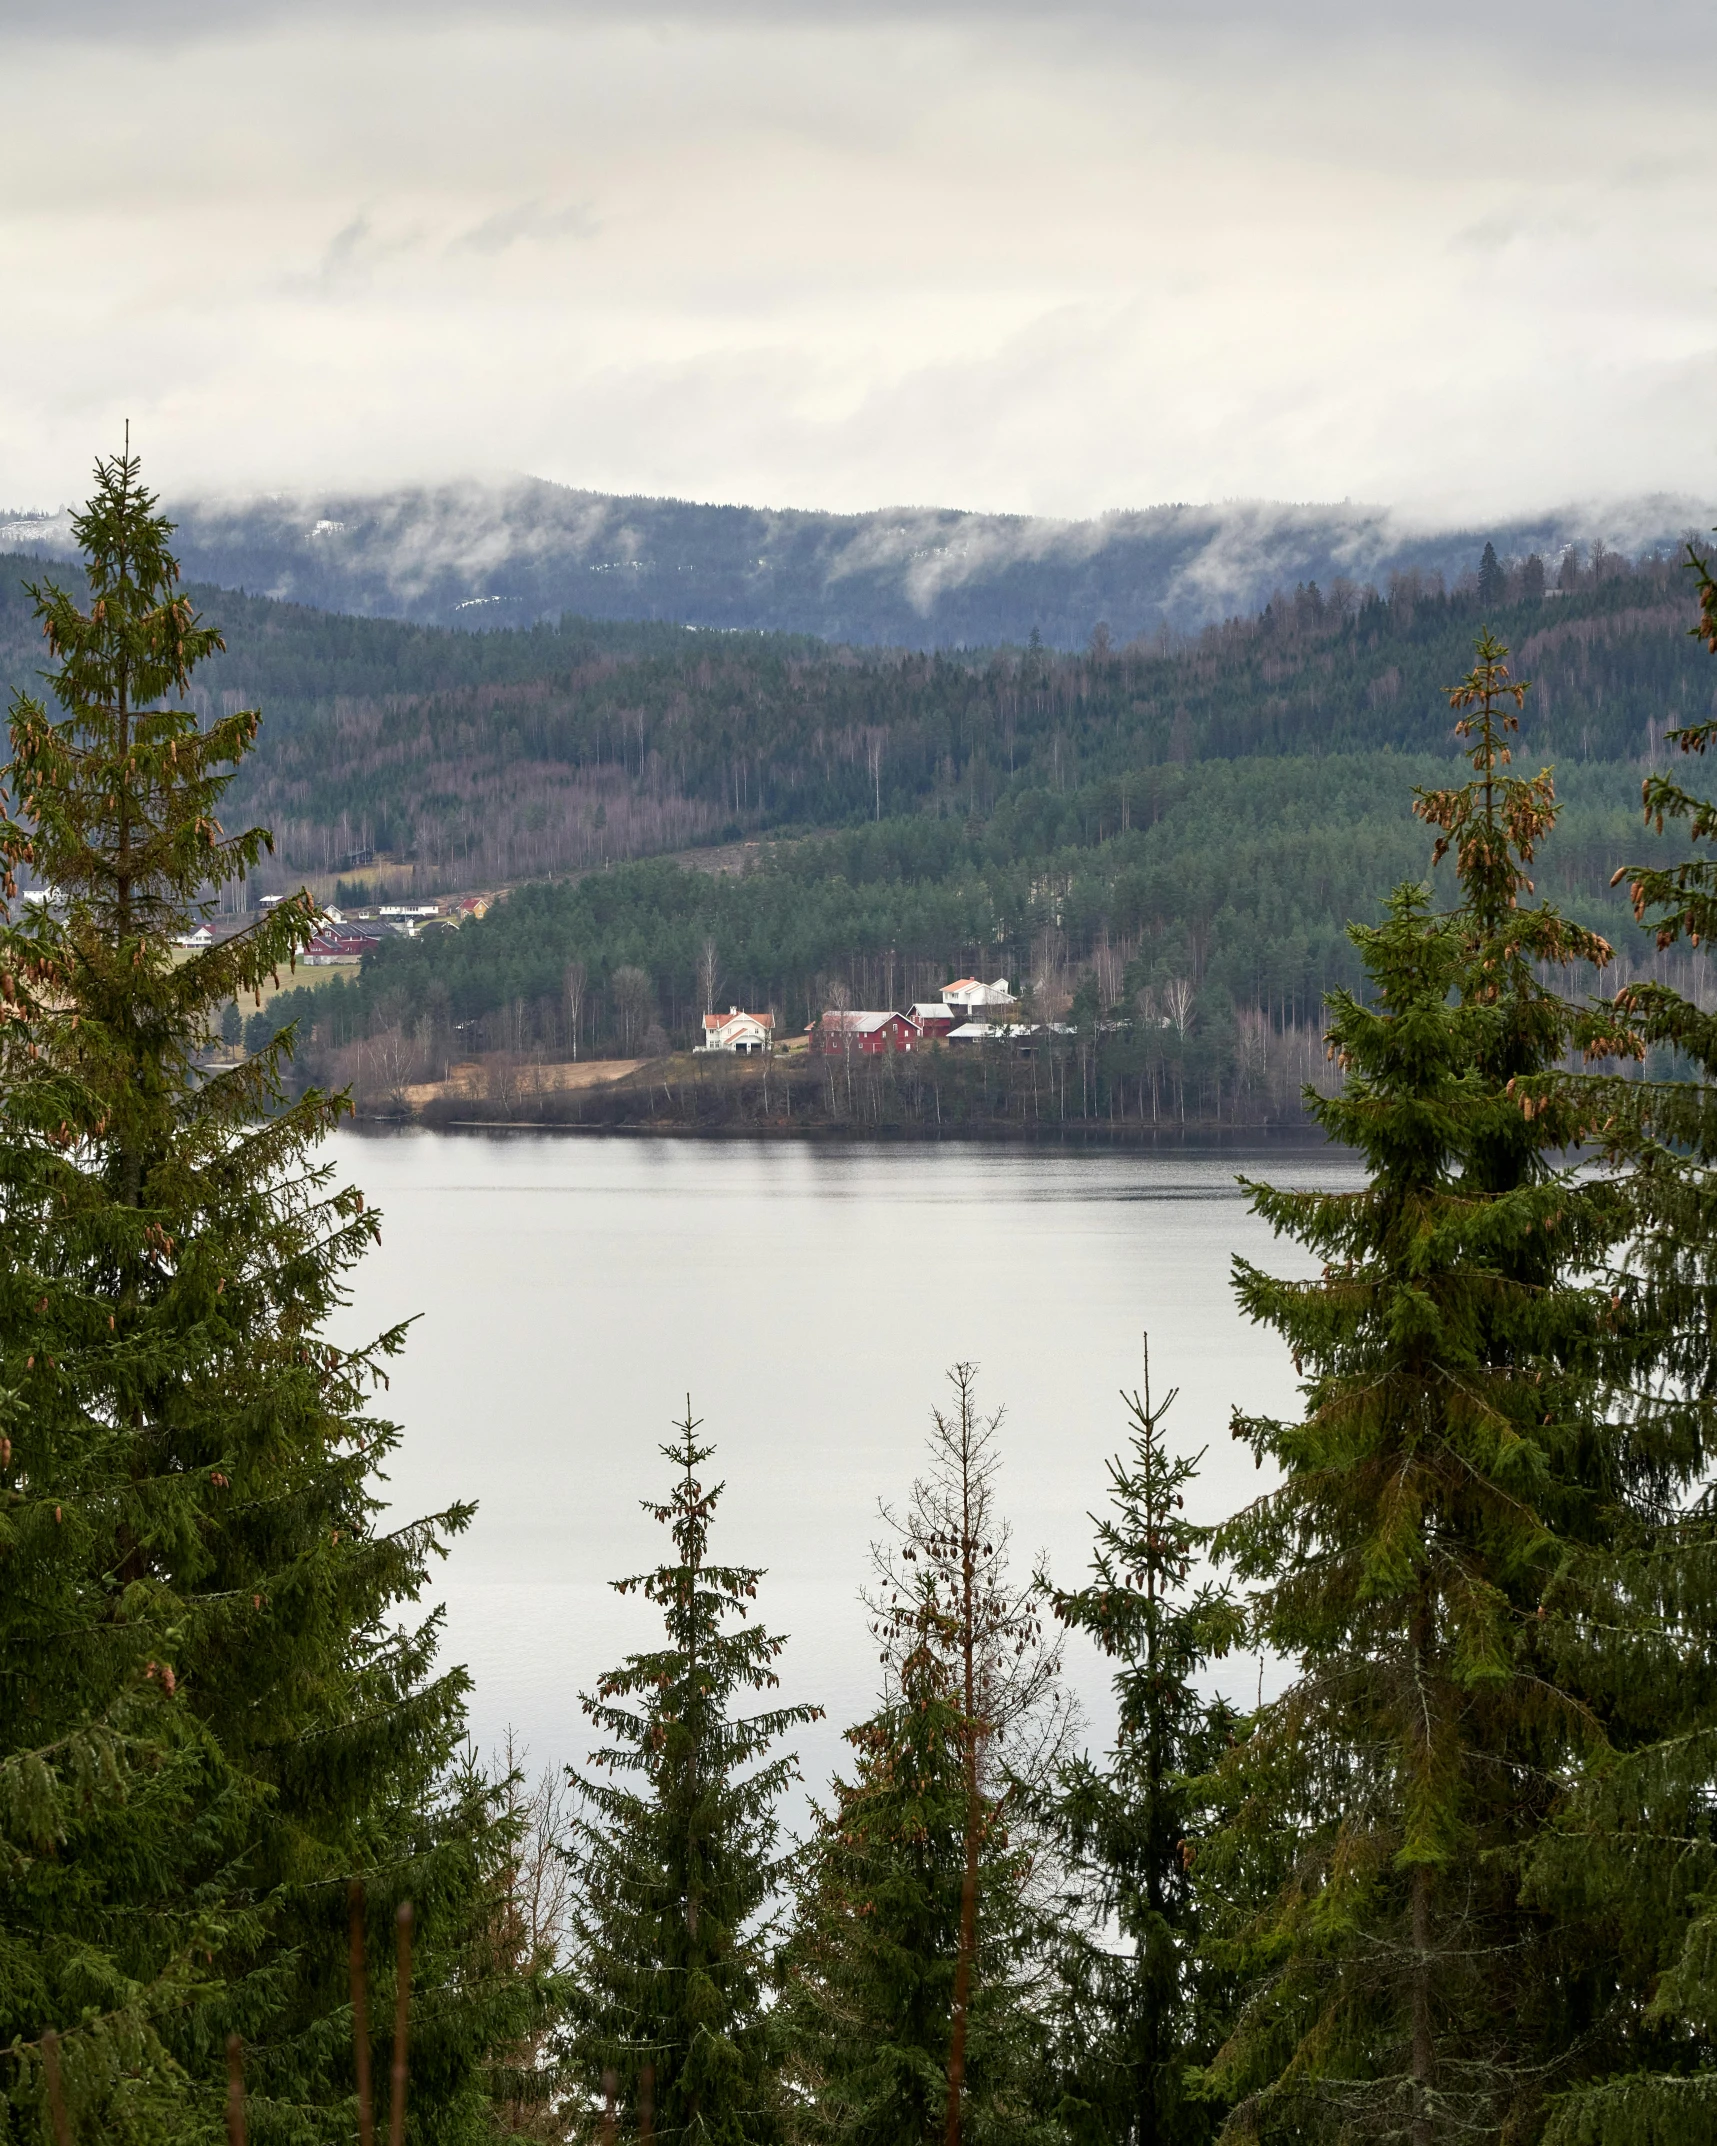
[702,974,1072,1058]
[176,890,496,964]
[172,884,1085,1071]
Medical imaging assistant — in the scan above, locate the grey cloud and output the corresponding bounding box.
[112,477,1714,649]
[450,201,599,256]
[290,213,425,294]
[1,0,1709,57]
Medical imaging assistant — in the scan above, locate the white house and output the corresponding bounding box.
[174,923,215,949]
[697,1007,775,1055]
[940,976,1015,1017]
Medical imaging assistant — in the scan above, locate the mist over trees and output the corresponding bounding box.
[4,481,1699,646]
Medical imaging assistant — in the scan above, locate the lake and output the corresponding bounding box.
[330,1129,1363,1814]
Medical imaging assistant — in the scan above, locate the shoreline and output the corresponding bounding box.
[345,1111,1342,1151]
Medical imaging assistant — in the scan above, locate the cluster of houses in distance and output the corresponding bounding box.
[175,894,495,962]
[698,976,1069,1057]
[170,892,1070,1068]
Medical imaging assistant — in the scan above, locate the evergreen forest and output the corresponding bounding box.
[11,451,1717,2146]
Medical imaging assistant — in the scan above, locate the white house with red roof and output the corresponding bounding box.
[940,976,1015,1017]
[697,1007,774,1055]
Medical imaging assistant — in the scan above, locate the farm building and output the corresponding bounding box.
[303,928,382,966]
[908,1000,956,1038]
[810,1010,922,1056]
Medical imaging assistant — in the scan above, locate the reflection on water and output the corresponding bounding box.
[329,1131,1362,1812]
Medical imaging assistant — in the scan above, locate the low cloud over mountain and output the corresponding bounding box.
[5,479,1709,649]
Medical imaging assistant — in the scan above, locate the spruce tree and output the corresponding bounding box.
[1519,543,1717,2141]
[777,1628,974,2146]
[562,1407,820,2146]
[781,1367,1068,2146]
[1044,1349,1242,2146]
[1202,637,1636,2142]
[0,446,546,2142]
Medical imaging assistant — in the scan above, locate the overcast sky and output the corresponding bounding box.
[0,0,1711,522]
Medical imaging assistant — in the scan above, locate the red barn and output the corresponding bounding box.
[908,1000,955,1040]
[810,1010,922,1056]
[303,929,382,966]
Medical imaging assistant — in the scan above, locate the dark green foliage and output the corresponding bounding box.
[1044,1357,1243,2146]
[562,1409,821,2146]
[781,1369,1065,2146]
[1478,542,1505,609]
[782,1644,1058,2146]
[0,449,548,2142]
[779,1638,972,2146]
[1517,546,1717,2143]
[1202,638,1642,2141]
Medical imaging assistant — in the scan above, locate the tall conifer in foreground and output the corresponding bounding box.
[1521,545,1717,2141]
[782,1367,1069,2146]
[778,1619,973,2146]
[1203,638,1636,2142]
[0,447,545,2141]
[562,1408,820,2146]
[1044,1351,1242,2146]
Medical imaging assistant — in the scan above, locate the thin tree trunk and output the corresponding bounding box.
[1410,1574,1435,2146]
[946,1427,981,2146]
[945,1797,979,2146]
[1411,1860,1433,2146]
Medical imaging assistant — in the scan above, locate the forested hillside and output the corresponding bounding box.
[2,541,1707,895]
[250,749,1704,1130]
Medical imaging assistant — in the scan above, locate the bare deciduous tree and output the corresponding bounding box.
[697,936,721,1017]
[563,959,587,1061]
[1162,976,1196,1040]
[358,1023,416,1111]
[487,1733,574,2141]
[1235,1006,1269,1093]
[611,965,654,1055]
[1091,931,1128,1010]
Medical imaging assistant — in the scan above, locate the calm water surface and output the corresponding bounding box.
[329,1131,1362,1807]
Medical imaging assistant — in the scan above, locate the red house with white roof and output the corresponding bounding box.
[810,1010,922,1056]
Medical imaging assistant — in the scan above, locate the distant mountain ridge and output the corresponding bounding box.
[2,478,1710,648]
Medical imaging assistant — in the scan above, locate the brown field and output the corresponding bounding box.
[399,1057,644,1108]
